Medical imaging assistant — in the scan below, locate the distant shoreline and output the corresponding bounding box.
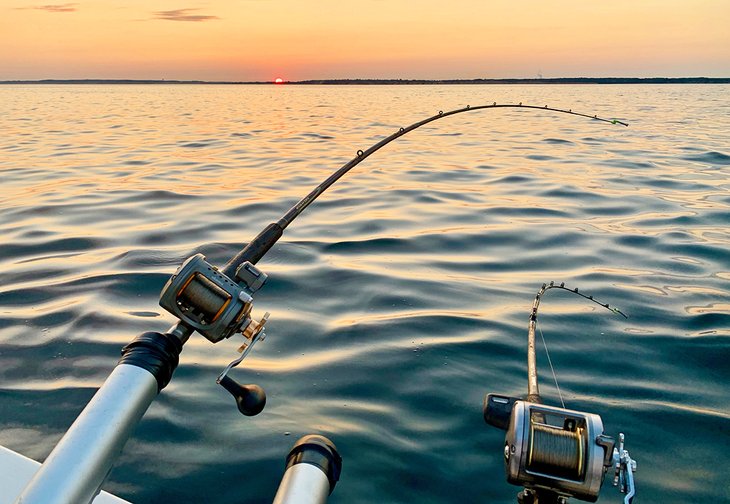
[1,77,729,85]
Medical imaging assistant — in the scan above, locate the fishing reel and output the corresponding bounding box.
[160,253,268,342]
[159,253,270,416]
[484,395,636,503]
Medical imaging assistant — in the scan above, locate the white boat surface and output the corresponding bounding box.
[0,444,129,504]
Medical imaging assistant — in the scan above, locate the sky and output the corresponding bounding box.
[2,0,729,81]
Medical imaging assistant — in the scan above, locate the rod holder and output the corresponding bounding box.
[273,435,342,504]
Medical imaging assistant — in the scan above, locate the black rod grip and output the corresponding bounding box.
[222,222,283,276]
[119,332,183,392]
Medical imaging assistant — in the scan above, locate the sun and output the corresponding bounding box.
[274,78,284,84]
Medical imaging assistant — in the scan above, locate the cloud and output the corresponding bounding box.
[153,8,219,22]
[16,3,77,12]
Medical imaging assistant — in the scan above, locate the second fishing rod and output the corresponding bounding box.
[15,103,627,504]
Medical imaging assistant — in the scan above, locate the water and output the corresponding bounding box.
[1,84,729,503]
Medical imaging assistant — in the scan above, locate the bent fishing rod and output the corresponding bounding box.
[221,103,627,275]
[15,103,628,504]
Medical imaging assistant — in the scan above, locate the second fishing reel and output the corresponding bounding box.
[483,282,636,503]
[484,396,635,503]
[159,253,270,416]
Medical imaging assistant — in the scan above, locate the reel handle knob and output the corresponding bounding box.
[219,375,266,416]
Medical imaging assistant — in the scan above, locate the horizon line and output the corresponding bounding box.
[1,77,729,85]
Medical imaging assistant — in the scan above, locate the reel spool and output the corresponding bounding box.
[527,422,584,481]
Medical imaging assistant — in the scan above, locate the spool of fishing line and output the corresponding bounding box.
[527,422,584,480]
[178,273,231,322]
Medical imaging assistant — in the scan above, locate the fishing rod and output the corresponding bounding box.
[223,103,628,271]
[484,282,637,504]
[13,104,627,504]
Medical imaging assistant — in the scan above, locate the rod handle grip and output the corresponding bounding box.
[222,222,284,275]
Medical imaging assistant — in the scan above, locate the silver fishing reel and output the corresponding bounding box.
[485,395,636,503]
[159,253,267,343]
[160,253,270,415]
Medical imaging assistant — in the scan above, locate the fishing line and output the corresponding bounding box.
[533,280,629,407]
[222,103,628,275]
[537,320,565,409]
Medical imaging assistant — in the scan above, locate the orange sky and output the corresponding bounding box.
[2,0,728,80]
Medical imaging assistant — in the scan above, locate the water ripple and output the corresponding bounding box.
[1,84,729,504]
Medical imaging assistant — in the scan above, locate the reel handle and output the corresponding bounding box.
[218,375,266,416]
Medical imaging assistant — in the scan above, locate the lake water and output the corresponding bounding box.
[1,84,729,503]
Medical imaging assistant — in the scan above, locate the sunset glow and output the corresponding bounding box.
[1,0,728,80]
